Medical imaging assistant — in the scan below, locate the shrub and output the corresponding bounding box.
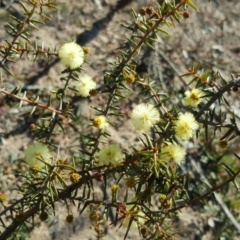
[0,0,240,239]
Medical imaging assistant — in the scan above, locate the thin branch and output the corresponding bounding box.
[190,159,240,233]
[167,167,240,217]
[0,2,38,65]
[0,165,122,240]
[0,44,58,56]
[196,77,240,120]
[0,88,70,120]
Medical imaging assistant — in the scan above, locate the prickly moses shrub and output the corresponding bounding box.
[0,0,240,239]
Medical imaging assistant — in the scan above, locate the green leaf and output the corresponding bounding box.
[186,0,199,12]
[2,65,15,77]
[145,41,155,50]
[233,180,239,191]
[53,170,68,188]
[221,163,235,177]
[233,153,240,162]
[131,8,138,20]
[204,121,208,140]
[126,37,137,47]
[19,1,30,14]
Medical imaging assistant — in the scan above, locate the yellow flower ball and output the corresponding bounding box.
[184,88,204,107]
[76,74,97,97]
[161,142,186,165]
[174,112,198,140]
[25,143,51,168]
[130,103,160,131]
[98,145,122,165]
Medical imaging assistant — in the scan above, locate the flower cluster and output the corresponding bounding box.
[98,145,122,165]
[174,112,198,140]
[184,88,204,107]
[58,42,84,69]
[25,143,51,168]
[161,142,186,165]
[76,74,97,97]
[130,103,160,131]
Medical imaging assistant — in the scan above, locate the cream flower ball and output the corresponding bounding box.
[25,143,51,167]
[76,74,97,97]
[58,42,84,69]
[98,145,122,165]
[161,142,186,165]
[174,112,198,140]
[184,88,204,107]
[130,103,160,131]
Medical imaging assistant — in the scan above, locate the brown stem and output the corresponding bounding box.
[0,89,70,120]
[0,45,58,56]
[196,77,240,120]
[0,2,39,65]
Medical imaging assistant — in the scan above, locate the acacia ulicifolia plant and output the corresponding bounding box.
[1,0,240,239]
